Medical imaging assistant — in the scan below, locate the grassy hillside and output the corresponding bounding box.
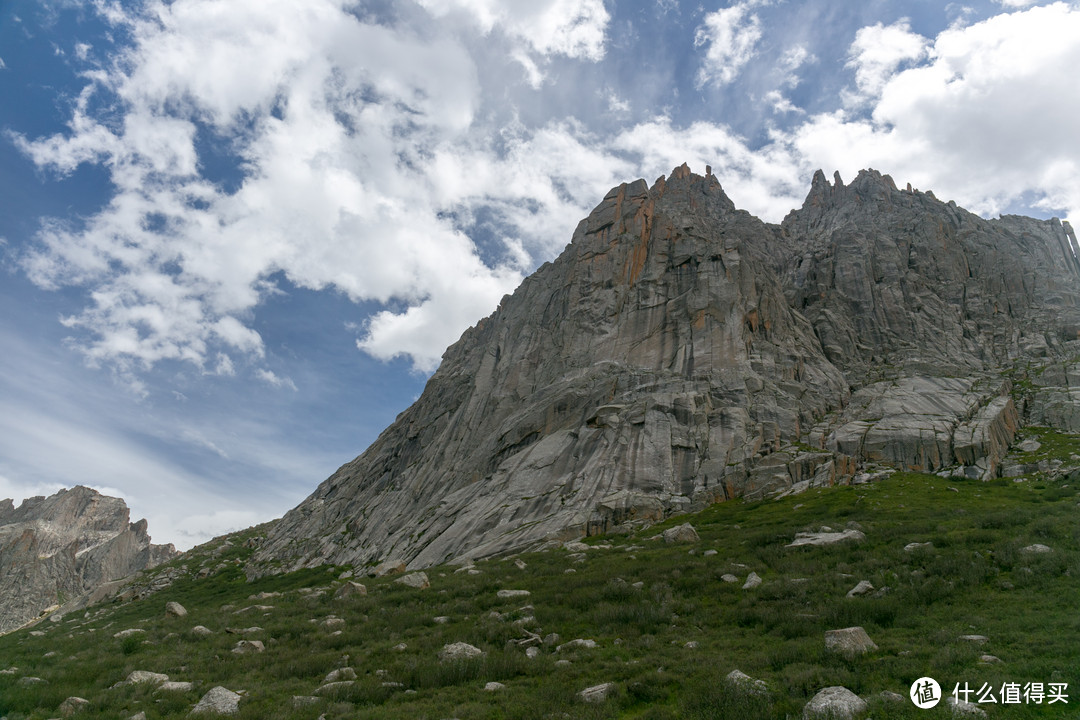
[2,428,1079,719]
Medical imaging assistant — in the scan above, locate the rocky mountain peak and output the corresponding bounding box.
[0,486,176,634]
[247,164,1080,579]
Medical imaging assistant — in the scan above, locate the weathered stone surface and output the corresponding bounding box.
[395,572,430,589]
[846,580,874,598]
[803,686,867,719]
[497,589,531,599]
[230,640,264,654]
[59,696,89,716]
[191,625,213,636]
[725,669,767,696]
[788,530,865,547]
[165,602,187,618]
[0,486,176,634]
[662,523,700,543]
[245,166,1080,578]
[825,627,878,658]
[438,642,485,661]
[578,682,616,703]
[334,581,367,599]
[191,686,241,715]
[741,572,762,589]
[123,670,169,686]
[159,681,194,692]
[324,668,356,683]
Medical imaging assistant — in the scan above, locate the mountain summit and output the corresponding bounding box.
[249,165,1080,576]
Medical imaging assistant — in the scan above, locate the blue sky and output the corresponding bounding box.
[2,0,1078,549]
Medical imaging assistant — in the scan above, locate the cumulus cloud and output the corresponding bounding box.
[844,19,929,103]
[694,0,768,87]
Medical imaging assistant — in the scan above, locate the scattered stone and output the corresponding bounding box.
[497,589,531,599]
[324,668,356,683]
[191,625,213,636]
[159,681,194,692]
[321,616,345,629]
[129,713,147,720]
[1018,438,1042,452]
[59,696,89,715]
[113,628,146,639]
[373,561,405,577]
[314,681,355,695]
[525,647,540,659]
[433,615,450,623]
[787,529,865,547]
[721,573,739,583]
[514,559,527,569]
[191,686,241,715]
[946,696,987,717]
[29,630,46,636]
[248,591,281,600]
[803,686,867,719]
[725,669,767,696]
[18,676,46,685]
[578,682,616,703]
[846,580,874,598]
[392,642,408,651]
[703,549,718,557]
[484,681,505,691]
[824,627,878,658]
[979,654,1002,664]
[564,568,576,574]
[555,659,572,667]
[292,696,319,708]
[439,642,485,661]
[662,523,700,543]
[904,541,933,552]
[395,572,430,589]
[631,581,644,589]
[564,541,590,552]
[742,572,762,589]
[879,690,905,703]
[1022,543,1052,553]
[124,670,169,685]
[231,640,264,654]
[543,633,560,646]
[334,581,367,599]
[165,601,188,618]
[557,638,598,652]
[381,681,403,688]
[684,641,699,649]
[959,635,988,644]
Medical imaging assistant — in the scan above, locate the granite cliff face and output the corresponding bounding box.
[0,486,176,634]
[249,165,1080,576]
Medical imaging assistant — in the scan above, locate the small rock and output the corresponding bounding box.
[433,616,450,624]
[543,633,560,645]
[191,625,213,636]
[946,696,987,717]
[904,541,933,552]
[803,686,867,719]
[703,549,718,557]
[555,659,572,667]
[395,572,430,589]
[1022,543,1052,553]
[497,589,531,599]
[124,670,169,685]
[824,627,878,658]
[564,541,590,552]
[191,686,241,715]
[525,647,540,659]
[392,642,408,651]
[662,523,700,544]
[373,560,406,577]
[684,641,699,649]
[787,530,865,547]
[846,580,874,598]
[334,581,367,599]
[113,628,146,639]
[165,602,188,618]
[557,638,597,652]
[1018,438,1042,452]
[231,640,264,654]
[438,642,485,661]
[631,581,644,589]
[248,591,281,600]
[321,617,345,629]
[514,559,527,569]
[725,669,767,696]
[129,713,147,720]
[59,696,89,715]
[18,676,46,685]
[159,681,194,692]
[484,681,505,691]
[979,654,1002,664]
[314,681,355,695]
[292,696,319,708]
[879,690,905,703]
[578,682,616,703]
[959,634,988,644]
[742,572,762,589]
[324,668,356,683]
[721,573,739,583]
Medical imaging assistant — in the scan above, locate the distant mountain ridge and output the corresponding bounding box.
[247,164,1080,577]
[0,486,176,634]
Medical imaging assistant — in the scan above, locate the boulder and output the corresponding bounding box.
[787,530,865,547]
[578,682,616,703]
[742,572,762,589]
[663,523,700,544]
[165,601,187,618]
[496,589,531,599]
[231,640,264,654]
[334,581,367,599]
[484,681,505,691]
[191,686,241,715]
[324,668,356,683]
[191,625,213,636]
[59,697,89,716]
[124,670,169,685]
[824,627,878,658]
[725,669,767,696]
[846,580,874,598]
[395,572,430,589]
[159,681,194,692]
[803,686,867,719]
[438,642,485,661]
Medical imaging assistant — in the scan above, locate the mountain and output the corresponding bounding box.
[249,164,1080,577]
[0,486,176,634]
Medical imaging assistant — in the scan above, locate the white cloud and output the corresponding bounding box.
[694,0,768,87]
[844,20,929,102]
[996,0,1039,6]
[416,0,610,61]
[791,2,1080,221]
[255,368,298,391]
